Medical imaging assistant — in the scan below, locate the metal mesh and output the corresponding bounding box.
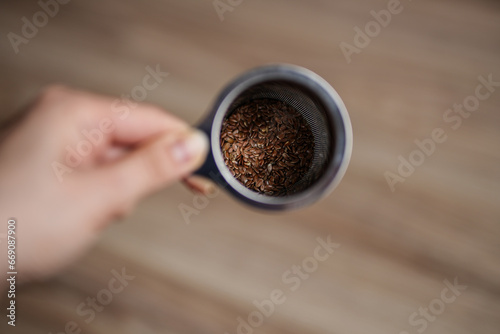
[225,81,333,196]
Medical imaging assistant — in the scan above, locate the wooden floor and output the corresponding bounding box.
[1,0,499,333]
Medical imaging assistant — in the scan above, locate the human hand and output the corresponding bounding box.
[0,86,208,282]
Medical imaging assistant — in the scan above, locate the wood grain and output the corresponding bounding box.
[0,0,499,333]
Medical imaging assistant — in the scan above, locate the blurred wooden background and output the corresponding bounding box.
[1,0,499,333]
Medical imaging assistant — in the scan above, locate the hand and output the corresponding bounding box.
[0,86,208,282]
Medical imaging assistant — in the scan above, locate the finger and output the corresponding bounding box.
[97,146,129,164]
[40,85,188,145]
[183,176,217,195]
[108,103,189,145]
[91,129,208,212]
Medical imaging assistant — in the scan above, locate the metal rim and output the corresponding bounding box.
[210,64,352,210]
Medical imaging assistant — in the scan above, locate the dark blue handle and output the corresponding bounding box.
[194,115,218,180]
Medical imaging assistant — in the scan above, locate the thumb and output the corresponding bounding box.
[96,129,208,209]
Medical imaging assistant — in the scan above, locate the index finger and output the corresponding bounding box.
[44,86,189,145]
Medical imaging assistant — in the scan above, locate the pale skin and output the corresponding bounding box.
[0,86,211,286]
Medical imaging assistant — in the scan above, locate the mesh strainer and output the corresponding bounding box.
[195,64,352,210]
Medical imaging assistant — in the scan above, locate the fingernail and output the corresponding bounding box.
[171,130,208,165]
[204,182,216,195]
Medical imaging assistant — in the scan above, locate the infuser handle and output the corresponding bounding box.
[192,115,224,186]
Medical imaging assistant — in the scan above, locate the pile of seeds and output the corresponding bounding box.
[220,99,314,196]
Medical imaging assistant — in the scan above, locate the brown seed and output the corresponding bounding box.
[220,99,314,196]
